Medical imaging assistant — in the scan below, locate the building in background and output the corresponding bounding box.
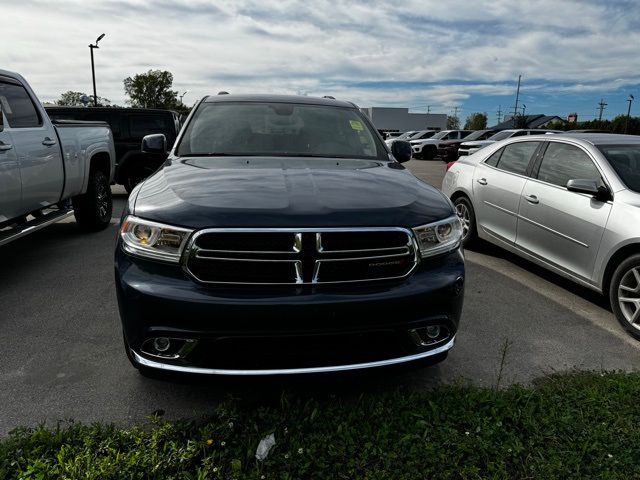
[488,114,566,130]
[361,107,447,133]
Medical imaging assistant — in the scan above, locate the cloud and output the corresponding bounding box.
[1,0,639,116]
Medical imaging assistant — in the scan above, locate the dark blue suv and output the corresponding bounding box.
[115,94,465,377]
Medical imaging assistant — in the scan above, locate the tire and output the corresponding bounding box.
[123,163,156,194]
[609,254,640,340]
[453,196,477,247]
[72,169,112,231]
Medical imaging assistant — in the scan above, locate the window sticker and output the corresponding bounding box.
[349,120,363,131]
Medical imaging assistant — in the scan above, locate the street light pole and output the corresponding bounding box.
[179,91,188,103]
[89,33,105,107]
[625,94,634,134]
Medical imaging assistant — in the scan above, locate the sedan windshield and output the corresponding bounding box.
[597,144,640,193]
[177,102,385,159]
[488,130,517,141]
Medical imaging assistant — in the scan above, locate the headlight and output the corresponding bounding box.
[120,215,193,263]
[412,216,463,258]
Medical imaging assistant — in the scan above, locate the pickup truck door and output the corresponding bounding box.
[516,141,611,281]
[0,108,22,223]
[472,141,542,244]
[0,78,64,213]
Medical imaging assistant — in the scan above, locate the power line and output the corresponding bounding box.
[597,98,607,121]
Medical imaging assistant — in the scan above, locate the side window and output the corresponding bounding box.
[537,142,602,188]
[446,132,458,139]
[495,142,540,175]
[129,115,172,138]
[485,148,503,167]
[0,81,41,128]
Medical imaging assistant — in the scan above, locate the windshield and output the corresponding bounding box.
[430,131,449,140]
[396,131,415,139]
[597,144,640,193]
[464,130,492,141]
[488,130,516,141]
[177,102,384,159]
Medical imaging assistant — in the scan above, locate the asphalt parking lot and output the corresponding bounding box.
[1,159,639,435]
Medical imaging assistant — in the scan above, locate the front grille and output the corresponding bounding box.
[184,228,418,285]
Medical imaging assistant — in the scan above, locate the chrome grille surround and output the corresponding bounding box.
[182,227,419,285]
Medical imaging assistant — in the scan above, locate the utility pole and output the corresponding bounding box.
[179,91,188,103]
[427,105,431,113]
[625,95,635,133]
[88,33,105,107]
[513,74,522,122]
[521,104,527,117]
[597,98,607,121]
[496,105,503,124]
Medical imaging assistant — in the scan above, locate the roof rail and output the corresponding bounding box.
[322,95,335,99]
[218,91,229,95]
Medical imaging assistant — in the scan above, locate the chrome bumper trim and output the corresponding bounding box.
[131,336,455,376]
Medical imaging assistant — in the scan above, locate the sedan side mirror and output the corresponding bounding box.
[566,179,611,201]
[391,140,412,163]
[141,134,167,154]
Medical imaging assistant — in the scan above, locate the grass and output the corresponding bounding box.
[2,371,640,479]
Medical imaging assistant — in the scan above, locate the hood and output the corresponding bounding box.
[461,140,495,148]
[133,156,453,229]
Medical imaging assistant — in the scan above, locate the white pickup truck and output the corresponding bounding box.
[0,69,115,245]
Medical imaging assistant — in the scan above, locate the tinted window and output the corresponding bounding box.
[495,142,539,175]
[178,102,384,159]
[485,148,503,167]
[0,81,41,128]
[597,144,640,193]
[129,115,173,138]
[83,111,121,137]
[537,143,601,187]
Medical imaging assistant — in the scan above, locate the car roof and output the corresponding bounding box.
[547,133,640,145]
[45,106,177,114]
[203,94,357,108]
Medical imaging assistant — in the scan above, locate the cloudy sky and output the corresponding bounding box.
[3,0,639,123]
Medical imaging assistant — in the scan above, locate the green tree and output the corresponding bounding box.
[123,70,178,109]
[447,115,460,129]
[56,91,110,107]
[464,112,488,130]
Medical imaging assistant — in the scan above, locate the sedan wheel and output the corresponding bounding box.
[610,254,640,340]
[453,196,477,247]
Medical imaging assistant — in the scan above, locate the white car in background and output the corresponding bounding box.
[457,129,559,158]
[385,129,437,148]
[443,133,640,340]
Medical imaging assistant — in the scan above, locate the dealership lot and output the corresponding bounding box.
[1,159,639,435]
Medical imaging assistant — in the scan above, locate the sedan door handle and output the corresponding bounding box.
[42,137,56,147]
[0,142,13,151]
[525,194,539,204]
[476,178,488,186]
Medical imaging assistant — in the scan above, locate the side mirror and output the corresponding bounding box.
[391,140,412,163]
[141,134,167,154]
[566,179,611,201]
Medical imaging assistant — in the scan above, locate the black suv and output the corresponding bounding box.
[115,95,465,376]
[45,107,181,192]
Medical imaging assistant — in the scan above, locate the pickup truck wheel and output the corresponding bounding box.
[453,196,477,247]
[610,255,640,341]
[73,169,112,231]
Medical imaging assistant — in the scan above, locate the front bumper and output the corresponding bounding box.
[115,244,465,375]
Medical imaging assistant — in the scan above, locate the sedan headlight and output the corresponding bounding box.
[412,216,463,258]
[120,215,193,263]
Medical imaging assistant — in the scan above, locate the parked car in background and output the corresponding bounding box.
[411,130,472,159]
[437,129,497,161]
[46,107,180,193]
[0,69,115,245]
[443,133,640,340]
[457,129,558,158]
[116,94,465,377]
[384,130,420,147]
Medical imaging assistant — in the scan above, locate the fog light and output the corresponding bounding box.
[153,337,171,352]
[426,326,440,339]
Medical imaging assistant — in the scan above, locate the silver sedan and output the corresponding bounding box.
[442,134,640,339]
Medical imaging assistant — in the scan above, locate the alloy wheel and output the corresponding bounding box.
[618,266,640,330]
[455,203,471,239]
